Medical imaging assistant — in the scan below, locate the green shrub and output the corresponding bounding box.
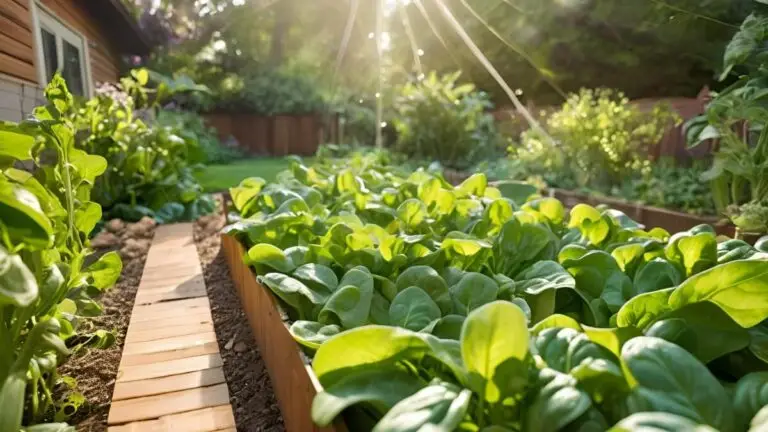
[619,159,716,215]
[392,71,500,171]
[517,88,679,189]
[73,73,214,223]
[204,69,326,115]
[157,110,242,164]
[0,75,121,429]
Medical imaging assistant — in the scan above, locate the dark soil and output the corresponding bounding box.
[61,218,156,432]
[194,213,285,432]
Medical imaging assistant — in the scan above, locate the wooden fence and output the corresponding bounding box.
[493,88,716,164]
[203,113,339,157]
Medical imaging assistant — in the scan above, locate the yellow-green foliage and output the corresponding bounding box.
[517,88,679,189]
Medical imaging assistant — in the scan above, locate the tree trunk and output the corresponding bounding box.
[269,1,292,67]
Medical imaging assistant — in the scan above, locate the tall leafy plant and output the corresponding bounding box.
[687,8,768,233]
[0,76,122,430]
[517,88,679,190]
[392,71,500,171]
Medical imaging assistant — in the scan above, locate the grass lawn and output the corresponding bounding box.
[196,157,303,192]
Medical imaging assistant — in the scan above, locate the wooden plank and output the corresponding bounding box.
[0,33,34,64]
[139,273,205,292]
[126,322,215,343]
[108,383,230,425]
[131,299,211,322]
[0,52,36,83]
[0,13,33,48]
[113,368,226,401]
[107,405,235,432]
[118,354,223,383]
[120,342,220,367]
[133,285,208,305]
[0,0,32,30]
[127,312,213,332]
[221,234,342,432]
[122,332,218,356]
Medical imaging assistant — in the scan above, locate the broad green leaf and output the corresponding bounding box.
[522,197,565,225]
[562,251,633,314]
[389,287,441,331]
[0,182,53,248]
[313,326,462,387]
[75,201,101,236]
[515,260,575,295]
[732,372,768,431]
[523,368,592,432]
[568,204,610,245]
[645,302,750,363]
[260,273,329,320]
[336,170,361,193]
[441,236,491,257]
[85,251,122,290]
[396,266,451,314]
[633,258,682,296]
[0,122,35,160]
[616,288,674,329]
[492,217,557,277]
[372,381,472,432]
[669,260,768,328]
[229,177,267,217]
[397,199,427,229]
[611,243,645,276]
[289,321,342,350]
[461,301,529,402]
[664,232,717,277]
[319,267,374,328]
[246,243,296,273]
[312,366,425,427]
[417,177,442,207]
[749,322,768,364]
[69,149,107,185]
[0,246,38,307]
[531,314,582,335]
[456,173,487,197]
[431,315,465,340]
[534,327,617,373]
[609,412,717,432]
[493,180,536,204]
[582,325,642,359]
[292,263,338,293]
[450,272,498,315]
[621,337,734,430]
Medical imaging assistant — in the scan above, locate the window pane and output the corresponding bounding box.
[62,41,84,96]
[40,29,57,82]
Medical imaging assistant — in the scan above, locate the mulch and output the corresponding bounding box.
[194,213,285,432]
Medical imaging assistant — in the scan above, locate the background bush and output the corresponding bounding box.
[392,71,501,171]
[516,88,679,190]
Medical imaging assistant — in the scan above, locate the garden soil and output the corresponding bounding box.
[194,213,285,432]
[60,217,156,431]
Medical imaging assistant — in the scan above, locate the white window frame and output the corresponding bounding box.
[29,1,94,97]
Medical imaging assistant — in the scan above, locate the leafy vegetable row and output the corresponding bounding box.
[0,77,123,431]
[226,150,768,431]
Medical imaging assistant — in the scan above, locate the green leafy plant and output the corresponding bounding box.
[517,88,679,190]
[0,76,122,430]
[686,7,768,233]
[224,147,768,430]
[74,70,215,223]
[392,71,501,171]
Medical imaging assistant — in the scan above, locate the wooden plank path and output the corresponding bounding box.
[107,223,236,432]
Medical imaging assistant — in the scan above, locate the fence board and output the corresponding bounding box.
[203,113,337,157]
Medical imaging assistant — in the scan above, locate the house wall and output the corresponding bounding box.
[0,0,124,121]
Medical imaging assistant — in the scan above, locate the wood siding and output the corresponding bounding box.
[0,0,123,86]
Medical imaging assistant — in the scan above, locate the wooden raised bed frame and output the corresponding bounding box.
[221,234,345,432]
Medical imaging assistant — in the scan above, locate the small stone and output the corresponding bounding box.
[224,338,235,350]
[234,341,248,353]
[105,219,126,234]
[121,238,151,259]
[91,232,120,249]
[124,217,157,239]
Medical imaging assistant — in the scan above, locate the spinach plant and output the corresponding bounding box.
[0,76,122,430]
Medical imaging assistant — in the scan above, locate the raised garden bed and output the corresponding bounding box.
[221,233,346,432]
[548,188,734,236]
